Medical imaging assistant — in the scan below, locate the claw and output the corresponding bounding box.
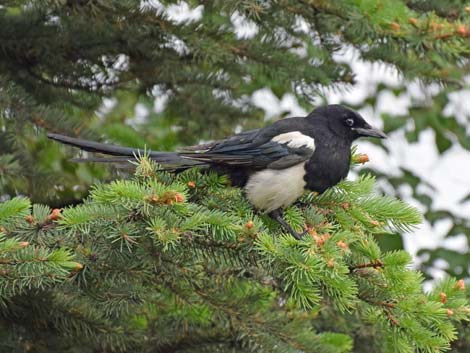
[290,228,310,240]
[268,209,307,240]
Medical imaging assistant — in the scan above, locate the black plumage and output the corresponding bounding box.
[48,104,386,239]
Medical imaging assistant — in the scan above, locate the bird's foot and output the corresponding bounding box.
[268,209,307,240]
[288,228,309,240]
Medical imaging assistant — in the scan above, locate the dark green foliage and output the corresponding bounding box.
[1,158,468,353]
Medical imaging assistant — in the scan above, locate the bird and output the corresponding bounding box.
[47,104,386,239]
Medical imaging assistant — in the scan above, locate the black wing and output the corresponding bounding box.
[178,119,316,170]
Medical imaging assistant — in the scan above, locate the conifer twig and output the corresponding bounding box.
[349,259,384,272]
[360,296,400,325]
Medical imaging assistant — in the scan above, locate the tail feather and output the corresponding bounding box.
[47,133,205,168]
[70,156,138,163]
[47,133,146,156]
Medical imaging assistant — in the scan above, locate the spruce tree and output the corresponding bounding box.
[1,1,470,352]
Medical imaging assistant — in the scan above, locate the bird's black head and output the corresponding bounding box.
[308,104,387,141]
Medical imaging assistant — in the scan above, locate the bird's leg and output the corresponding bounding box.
[268,209,306,240]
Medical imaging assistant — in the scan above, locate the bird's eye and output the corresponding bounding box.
[345,118,355,127]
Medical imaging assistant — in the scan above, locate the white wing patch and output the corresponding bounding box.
[244,163,306,213]
[271,131,315,151]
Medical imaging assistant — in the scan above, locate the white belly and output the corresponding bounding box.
[244,163,306,213]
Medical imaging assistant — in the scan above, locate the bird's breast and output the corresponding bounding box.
[244,162,307,213]
[304,146,351,193]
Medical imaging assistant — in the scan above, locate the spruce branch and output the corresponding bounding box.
[1,155,469,352]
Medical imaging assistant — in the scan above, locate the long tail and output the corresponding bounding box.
[47,133,204,168]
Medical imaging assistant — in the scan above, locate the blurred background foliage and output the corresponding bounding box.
[0,0,469,283]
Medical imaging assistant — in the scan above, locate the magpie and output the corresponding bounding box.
[47,104,386,239]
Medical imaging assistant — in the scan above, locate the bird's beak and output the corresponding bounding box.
[353,126,387,139]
